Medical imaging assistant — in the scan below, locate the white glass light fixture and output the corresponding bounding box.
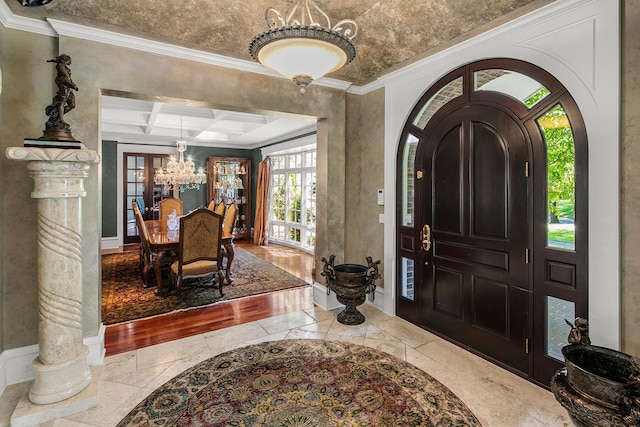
[249,0,358,94]
[153,119,206,192]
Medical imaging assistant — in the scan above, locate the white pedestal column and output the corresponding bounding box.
[6,146,99,405]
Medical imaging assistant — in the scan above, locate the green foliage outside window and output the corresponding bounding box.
[268,150,316,248]
[524,87,550,108]
[539,105,575,224]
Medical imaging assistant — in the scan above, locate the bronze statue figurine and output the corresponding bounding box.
[45,55,78,134]
[36,54,80,142]
[565,317,591,345]
[25,53,83,147]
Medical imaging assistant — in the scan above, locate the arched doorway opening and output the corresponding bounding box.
[395,59,588,386]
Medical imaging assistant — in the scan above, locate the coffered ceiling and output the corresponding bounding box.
[100,95,317,149]
[6,0,550,148]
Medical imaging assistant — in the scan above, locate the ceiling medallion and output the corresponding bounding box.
[249,0,358,94]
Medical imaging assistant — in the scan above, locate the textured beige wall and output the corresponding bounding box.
[0,25,4,354]
[344,89,385,287]
[621,0,640,356]
[1,26,57,349]
[1,32,349,350]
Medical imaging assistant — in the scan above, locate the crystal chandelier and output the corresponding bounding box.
[154,120,206,192]
[249,0,358,94]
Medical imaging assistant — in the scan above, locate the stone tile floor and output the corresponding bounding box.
[2,304,572,426]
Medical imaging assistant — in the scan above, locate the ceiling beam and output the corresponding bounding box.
[144,102,163,135]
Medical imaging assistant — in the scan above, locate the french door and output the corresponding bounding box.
[123,153,170,244]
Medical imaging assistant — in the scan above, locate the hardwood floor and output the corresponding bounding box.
[103,240,315,356]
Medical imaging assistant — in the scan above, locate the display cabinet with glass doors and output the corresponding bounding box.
[206,157,251,239]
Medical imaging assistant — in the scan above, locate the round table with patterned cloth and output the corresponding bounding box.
[117,339,481,426]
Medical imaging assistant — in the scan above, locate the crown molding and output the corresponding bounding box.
[2,0,592,97]
[0,1,393,94]
[47,17,355,92]
[0,0,55,36]
[0,7,354,92]
[346,79,384,95]
[47,18,267,74]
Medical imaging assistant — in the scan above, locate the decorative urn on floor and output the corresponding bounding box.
[321,255,380,325]
[551,318,640,426]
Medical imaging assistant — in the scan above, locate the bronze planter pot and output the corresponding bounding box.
[321,256,380,325]
[563,344,633,410]
[551,344,640,426]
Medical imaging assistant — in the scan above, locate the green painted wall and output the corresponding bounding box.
[101,141,118,237]
[100,143,256,239]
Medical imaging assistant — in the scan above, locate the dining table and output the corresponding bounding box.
[144,219,235,291]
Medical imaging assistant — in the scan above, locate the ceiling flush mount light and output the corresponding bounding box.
[154,119,206,192]
[249,0,358,94]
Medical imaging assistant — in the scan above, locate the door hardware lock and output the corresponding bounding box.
[421,224,431,251]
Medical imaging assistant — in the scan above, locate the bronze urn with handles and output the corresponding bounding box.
[321,255,380,325]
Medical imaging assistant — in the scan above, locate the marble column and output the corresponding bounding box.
[6,146,99,405]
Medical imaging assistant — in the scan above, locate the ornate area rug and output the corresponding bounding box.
[117,339,481,426]
[102,248,310,325]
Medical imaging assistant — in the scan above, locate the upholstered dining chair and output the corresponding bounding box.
[214,201,226,218]
[207,200,227,217]
[170,208,225,299]
[222,202,238,236]
[159,197,183,229]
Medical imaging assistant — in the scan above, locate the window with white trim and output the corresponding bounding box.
[269,149,316,251]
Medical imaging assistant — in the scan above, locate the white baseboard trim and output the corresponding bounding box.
[366,286,385,310]
[0,325,106,397]
[85,324,107,366]
[101,237,120,250]
[0,349,9,398]
[312,282,344,311]
[0,343,38,398]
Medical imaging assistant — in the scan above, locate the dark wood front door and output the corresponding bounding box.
[418,105,531,373]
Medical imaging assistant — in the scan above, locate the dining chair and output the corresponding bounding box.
[215,201,227,217]
[170,208,225,298]
[222,202,238,236]
[132,200,153,287]
[220,202,238,273]
[207,200,216,211]
[159,197,183,229]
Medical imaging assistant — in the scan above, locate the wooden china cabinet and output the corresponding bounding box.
[206,157,251,239]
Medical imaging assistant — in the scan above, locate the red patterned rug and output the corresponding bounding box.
[117,339,481,426]
[101,248,310,325]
